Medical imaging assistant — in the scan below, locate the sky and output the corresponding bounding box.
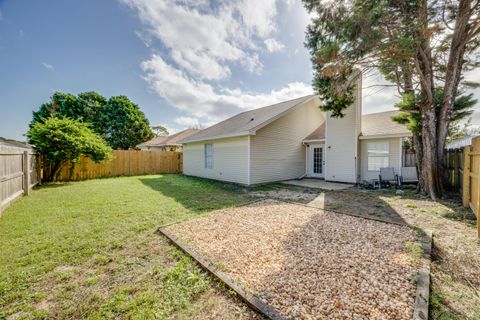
[0,0,479,141]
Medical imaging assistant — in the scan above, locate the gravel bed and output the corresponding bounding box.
[165,200,421,320]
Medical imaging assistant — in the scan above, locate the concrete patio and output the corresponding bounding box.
[281,178,353,190]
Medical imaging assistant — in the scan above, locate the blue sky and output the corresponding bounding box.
[1,0,479,141]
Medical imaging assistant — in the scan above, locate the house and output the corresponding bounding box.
[137,129,200,151]
[179,76,414,185]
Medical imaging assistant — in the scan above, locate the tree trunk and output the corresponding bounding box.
[437,0,471,191]
[420,108,443,199]
[412,133,425,193]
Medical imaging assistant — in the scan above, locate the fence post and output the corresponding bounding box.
[462,146,470,208]
[23,150,31,195]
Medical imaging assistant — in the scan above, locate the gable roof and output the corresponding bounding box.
[303,122,325,141]
[137,129,200,147]
[179,95,317,143]
[360,110,411,138]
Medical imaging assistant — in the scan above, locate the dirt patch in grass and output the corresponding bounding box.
[166,199,423,319]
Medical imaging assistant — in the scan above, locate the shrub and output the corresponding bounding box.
[27,117,112,181]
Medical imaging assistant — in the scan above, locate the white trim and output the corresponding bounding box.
[324,115,328,179]
[303,142,309,176]
[359,133,412,140]
[399,138,403,176]
[181,131,250,144]
[354,74,362,183]
[302,139,325,143]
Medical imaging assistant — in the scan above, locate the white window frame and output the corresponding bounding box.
[367,141,389,171]
[204,143,213,169]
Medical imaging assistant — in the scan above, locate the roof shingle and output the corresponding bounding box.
[361,110,411,137]
[180,95,316,143]
[138,129,200,147]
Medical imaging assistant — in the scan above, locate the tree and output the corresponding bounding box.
[31,92,106,129]
[151,125,169,137]
[27,117,112,181]
[303,0,480,199]
[30,92,154,150]
[97,96,154,149]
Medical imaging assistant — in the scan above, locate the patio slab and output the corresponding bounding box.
[163,200,425,319]
[281,178,353,190]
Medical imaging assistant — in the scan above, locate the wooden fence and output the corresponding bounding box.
[0,144,39,215]
[462,136,480,237]
[444,148,463,193]
[55,150,182,181]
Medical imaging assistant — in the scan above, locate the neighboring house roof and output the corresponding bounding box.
[303,122,325,142]
[180,95,317,143]
[446,136,476,149]
[137,129,200,148]
[360,110,412,139]
[0,137,32,149]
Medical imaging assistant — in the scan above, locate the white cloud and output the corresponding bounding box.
[135,30,152,48]
[122,0,282,80]
[141,54,312,124]
[41,62,54,71]
[125,0,314,128]
[174,116,201,128]
[236,0,277,37]
[264,38,285,52]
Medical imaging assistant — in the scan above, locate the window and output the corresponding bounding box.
[204,143,213,169]
[367,142,389,171]
[313,147,323,174]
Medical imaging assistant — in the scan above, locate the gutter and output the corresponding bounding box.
[359,133,412,140]
[179,131,251,144]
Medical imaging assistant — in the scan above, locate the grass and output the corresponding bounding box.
[0,174,252,319]
[2,174,478,319]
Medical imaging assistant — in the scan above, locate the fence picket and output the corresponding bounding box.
[461,138,480,237]
[55,150,182,181]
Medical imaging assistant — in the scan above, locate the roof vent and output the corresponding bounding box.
[250,117,255,121]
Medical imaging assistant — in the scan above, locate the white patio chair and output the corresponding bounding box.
[379,167,399,188]
[400,167,418,184]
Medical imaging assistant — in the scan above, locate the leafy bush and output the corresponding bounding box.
[30,92,154,149]
[27,117,112,181]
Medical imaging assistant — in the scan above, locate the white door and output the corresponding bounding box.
[309,144,325,178]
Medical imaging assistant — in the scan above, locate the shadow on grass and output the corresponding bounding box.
[34,182,72,190]
[139,175,251,213]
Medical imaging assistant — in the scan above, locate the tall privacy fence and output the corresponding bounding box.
[0,148,182,214]
[446,136,480,237]
[55,150,182,181]
[0,143,39,215]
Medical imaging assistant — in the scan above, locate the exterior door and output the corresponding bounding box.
[310,144,325,178]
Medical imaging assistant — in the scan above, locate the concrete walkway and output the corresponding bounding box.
[281,178,353,191]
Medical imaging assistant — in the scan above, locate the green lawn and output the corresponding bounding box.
[0,175,253,319]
